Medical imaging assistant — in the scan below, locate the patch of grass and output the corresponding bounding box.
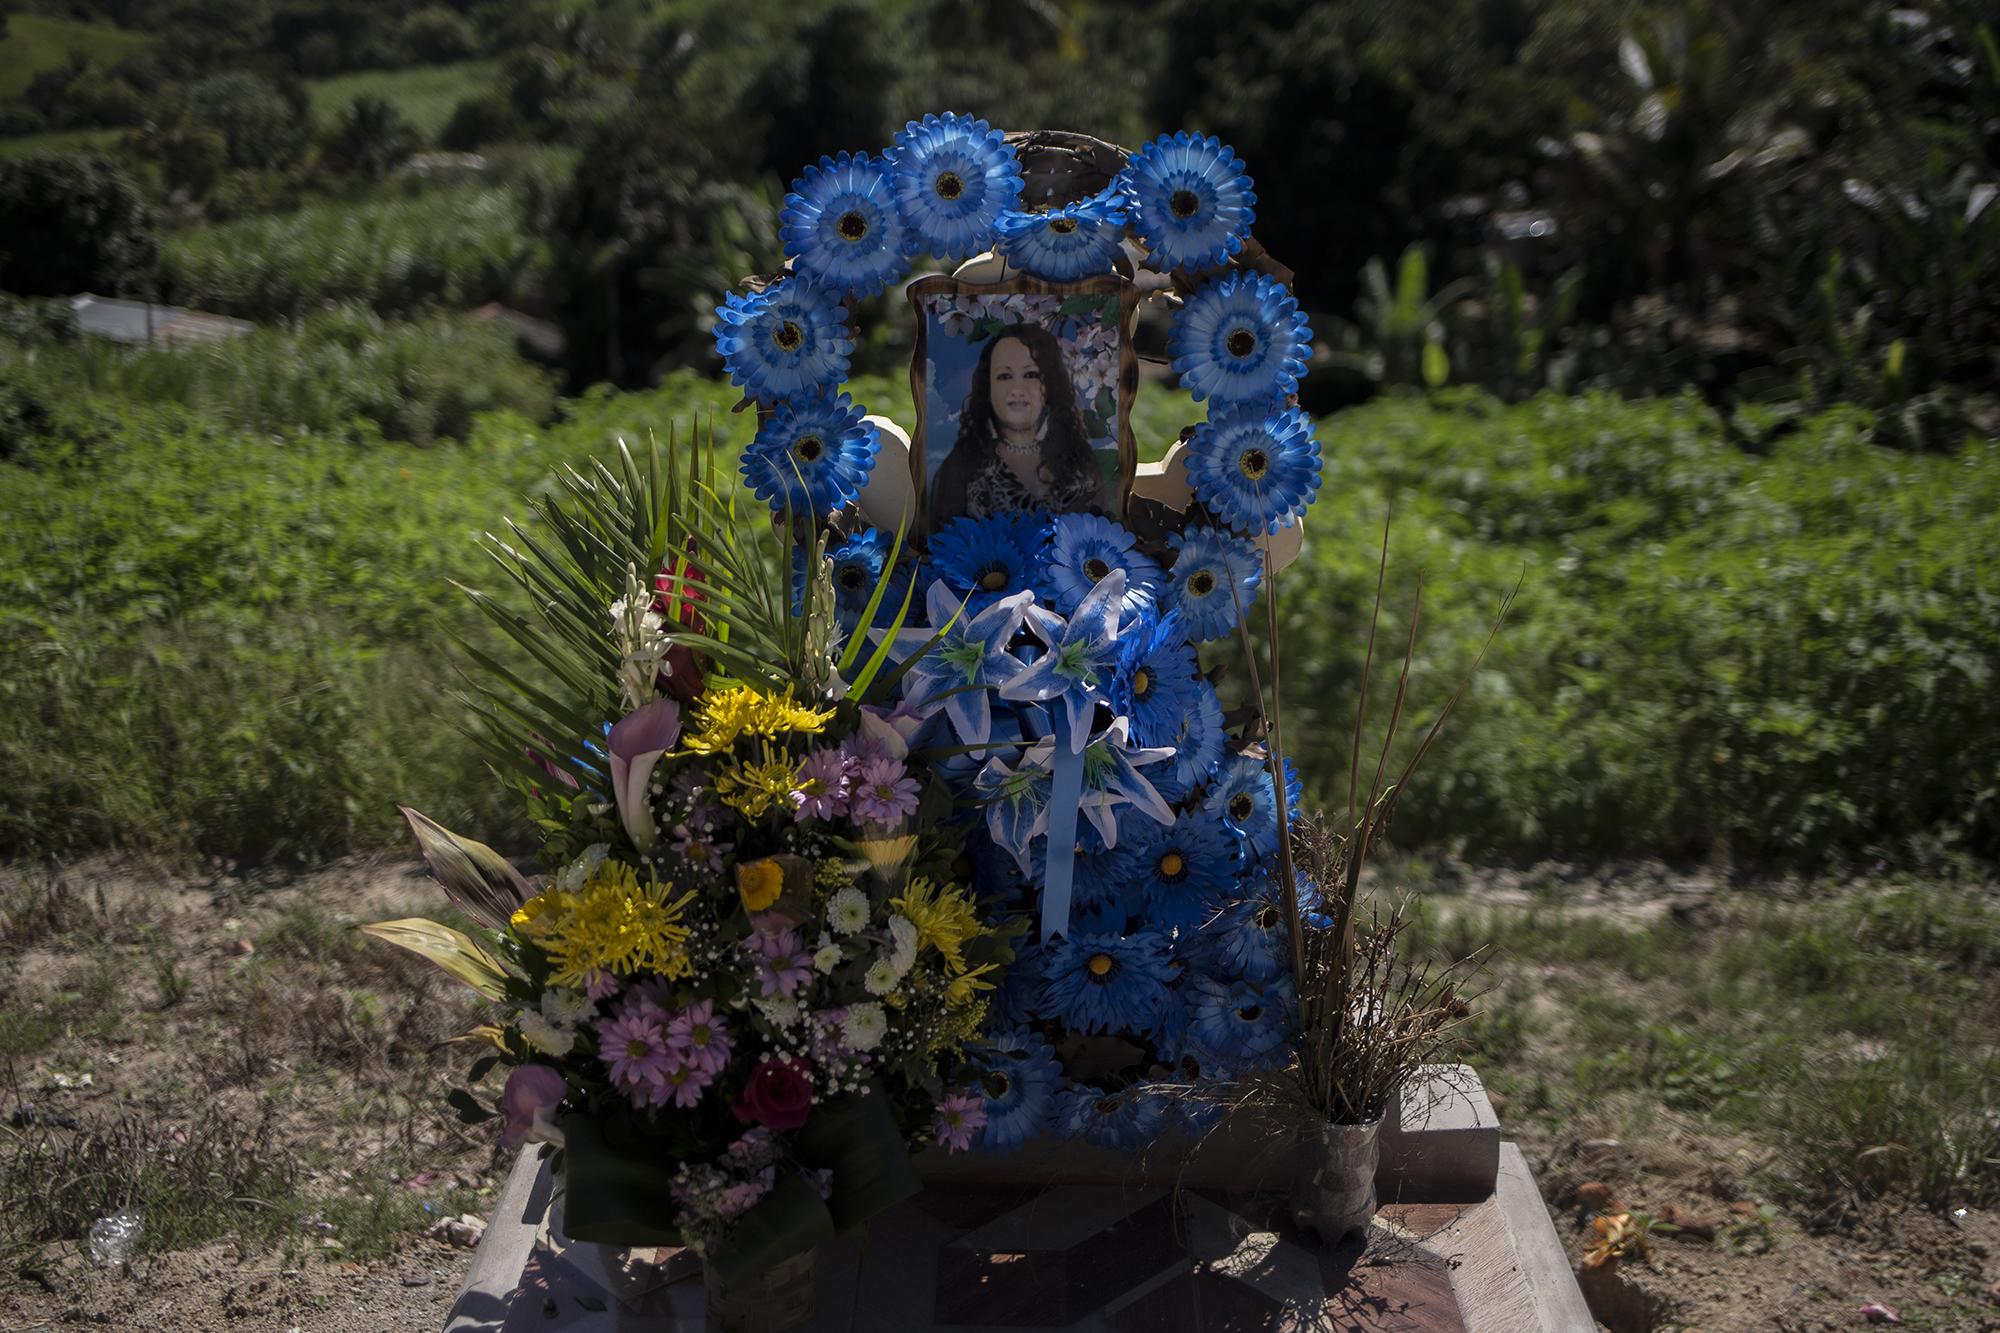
[0,125,122,160]
[0,951,124,1058]
[304,61,501,142]
[0,16,153,103]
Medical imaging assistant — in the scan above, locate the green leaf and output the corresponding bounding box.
[792,1081,921,1232]
[398,806,536,931]
[557,1112,686,1246]
[447,1088,498,1125]
[360,917,510,1000]
[1421,338,1451,390]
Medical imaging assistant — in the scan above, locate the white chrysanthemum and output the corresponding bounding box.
[540,988,593,1027]
[517,1011,575,1056]
[555,843,611,892]
[827,888,870,935]
[888,915,919,971]
[863,960,901,996]
[755,996,802,1027]
[841,1003,888,1052]
[813,943,844,974]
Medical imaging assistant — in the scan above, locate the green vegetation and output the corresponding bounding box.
[0,127,120,161]
[304,60,502,141]
[0,15,153,103]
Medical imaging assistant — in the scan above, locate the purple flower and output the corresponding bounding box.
[606,698,681,852]
[668,1000,733,1075]
[790,747,852,821]
[653,1057,715,1110]
[596,1008,674,1103]
[743,929,814,998]
[933,1090,988,1152]
[581,970,621,1002]
[670,820,730,872]
[499,1064,567,1149]
[852,756,921,823]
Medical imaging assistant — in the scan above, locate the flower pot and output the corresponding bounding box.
[704,1245,816,1333]
[1291,1115,1382,1245]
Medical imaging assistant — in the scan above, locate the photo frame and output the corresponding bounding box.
[906,273,1138,537]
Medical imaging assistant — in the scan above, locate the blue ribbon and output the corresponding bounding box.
[1040,745,1085,942]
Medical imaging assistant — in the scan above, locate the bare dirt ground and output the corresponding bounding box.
[1,854,1995,1331]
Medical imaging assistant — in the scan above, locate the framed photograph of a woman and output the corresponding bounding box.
[907,274,1137,534]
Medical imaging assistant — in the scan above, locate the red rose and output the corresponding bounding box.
[731,1057,813,1130]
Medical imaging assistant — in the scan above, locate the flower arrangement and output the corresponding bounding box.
[367,440,1023,1286]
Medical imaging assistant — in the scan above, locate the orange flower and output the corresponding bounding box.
[736,859,785,914]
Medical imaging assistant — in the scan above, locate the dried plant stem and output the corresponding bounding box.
[1263,556,1305,990]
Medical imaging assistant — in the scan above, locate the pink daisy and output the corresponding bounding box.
[932,1090,988,1152]
[851,756,920,824]
[790,747,852,821]
[668,1000,734,1075]
[596,1009,673,1101]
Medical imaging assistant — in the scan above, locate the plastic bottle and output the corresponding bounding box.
[87,1208,142,1266]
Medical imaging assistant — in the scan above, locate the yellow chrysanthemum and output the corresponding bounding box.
[889,877,984,975]
[683,686,834,754]
[945,962,1000,1006]
[736,858,785,913]
[513,860,694,987]
[714,747,800,820]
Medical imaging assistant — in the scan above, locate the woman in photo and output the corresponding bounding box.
[929,321,1105,525]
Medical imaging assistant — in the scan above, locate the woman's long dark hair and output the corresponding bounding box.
[929,322,1096,523]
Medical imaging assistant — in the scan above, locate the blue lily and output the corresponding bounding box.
[972,751,1053,873]
[1000,569,1127,754]
[894,580,1033,747]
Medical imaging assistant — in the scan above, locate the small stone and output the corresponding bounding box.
[1579,1138,1622,1153]
[400,1274,433,1287]
[1575,1181,1621,1215]
[1859,1302,1901,1324]
[1728,1200,1759,1216]
[229,937,255,956]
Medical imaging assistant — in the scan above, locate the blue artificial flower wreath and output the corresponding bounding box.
[779,152,912,301]
[1121,808,1236,931]
[1151,676,1226,804]
[1169,269,1312,405]
[713,280,854,401]
[993,186,1130,282]
[927,512,1049,614]
[972,1028,1063,1152]
[1044,513,1163,619]
[1039,929,1176,1037]
[1166,525,1263,642]
[1186,402,1323,535]
[1121,131,1256,273]
[889,113,1024,261]
[740,390,879,520]
[1054,1084,1168,1151]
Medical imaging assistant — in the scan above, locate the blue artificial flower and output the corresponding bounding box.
[1151,676,1225,805]
[993,186,1130,282]
[1169,269,1312,405]
[714,280,854,401]
[1166,525,1263,642]
[1196,894,1291,983]
[927,513,1049,614]
[779,152,911,301]
[1040,929,1176,1037]
[1110,609,1199,751]
[972,750,1052,874]
[889,113,1023,261]
[1186,402,1322,535]
[1186,972,1296,1069]
[1034,823,1131,923]
[972,1028,1062,1152]
[893,580,1033,746]
[740,390,879,520]
[1204,750,1290,863]
[1121,131,1256,273]
[792,528,908,633]
[1002,572,1129,754]
[1120,808,1236,931]
[1054,1084,1167,1151]
[1044,514,1163,619]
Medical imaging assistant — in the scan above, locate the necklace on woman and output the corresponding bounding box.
[999,435,1039,456]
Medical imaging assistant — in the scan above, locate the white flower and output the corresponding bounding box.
[755,996,802,1027]
[555,843,611,892]
[827,888,870,936]
[887,915,919,971]
[813,944,844,974]
[540,988,592,1027]
[517,1011,575,1056]
[863,960,901,996]
[840,1003,887,1053]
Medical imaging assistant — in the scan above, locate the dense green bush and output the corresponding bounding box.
[155,180,545,319]
[1284,390,2000,868]
[0,151,156,298]
[1,305,558,444]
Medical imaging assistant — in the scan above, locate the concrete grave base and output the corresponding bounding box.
[444,1065,1591,1331]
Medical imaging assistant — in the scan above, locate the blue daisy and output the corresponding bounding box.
[1186,403,1323,535]
[713,280,853,401]
[1204,751,1294,864]
[972,1028,1062,1152]
[1040,929,1176,1037]
[739,390,879,520]
[1169,270,1312,405]
[1197,894,1292,983]
[792,528,908,632]
[1166,526,1263,642]
[927,513,1049,614]
[1110,609,1200,751]
[1121,131,1256,273]
[993,186,1130,282]
[1054,1084,1167,1151]
[1043,513,1163,619]
[1120,809,1236,931]
[889,113,1023,261]
[1151,677,1226,805]
[1033,824,1132,922]
[779,151,912,301]
[1187,972,1295,1068]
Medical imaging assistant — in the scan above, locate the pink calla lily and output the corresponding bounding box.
[608,698,681,851]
